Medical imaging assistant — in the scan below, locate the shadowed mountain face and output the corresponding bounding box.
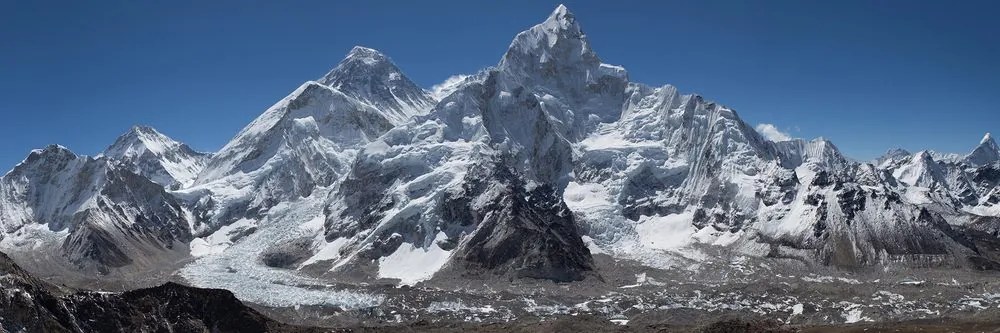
[0,251,310,333]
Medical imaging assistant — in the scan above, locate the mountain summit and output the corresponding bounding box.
[102,125,210,188]
[968,132,1000,166]
[318,46,434,123]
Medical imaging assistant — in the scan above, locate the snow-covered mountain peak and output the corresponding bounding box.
[34,144,74,157]
[190,72,421,233]
[8,144,79,176]
[492,4,628,127]
[102,125,210,188]
[196,80,393,184]
[541,4,581,37]
[914,150,935,162]
[105,125,184,157]
[1,140,193,271]
[773,137,850,170]
[885,148,912,158]
[344,45,388,65]
[501,4,597,71]
[967,132,999,166]
[429,74,471,101]
[125,124,155,135]
[317,46,434,120]
[874,148,912,167]
[891,150,948,187]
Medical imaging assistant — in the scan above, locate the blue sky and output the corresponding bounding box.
[2,0,997,168]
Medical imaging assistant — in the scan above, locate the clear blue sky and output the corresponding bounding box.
[2,0,997,169]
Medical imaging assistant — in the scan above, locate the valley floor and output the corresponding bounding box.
[8,241,1000,332]
[173,252,1000,331]
[292,316,1000,332]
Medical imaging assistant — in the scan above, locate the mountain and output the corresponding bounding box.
[874,134,1000,220]
[102,125,211,189]
[2,4,1000,330]
[874,148,911,167]
[0,145,192,275]
[309,4,630,282]
[179,46,437,258]
[197,47,434,187]
[280,5,997,284]
[968,133,1000,166]
[893,151,948,188]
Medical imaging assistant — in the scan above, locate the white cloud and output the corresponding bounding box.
[429,74,469,100]
[755,123,792,142]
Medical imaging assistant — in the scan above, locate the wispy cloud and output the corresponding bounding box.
[429,75,470,100]
[755,123,792,142]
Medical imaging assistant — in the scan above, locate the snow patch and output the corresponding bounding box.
[301,237,349,267]
[377,232,452,285]
[841,303,870,323]
[581,235,605,254]
[564,182,613,211]
[187,218,255,257]
[635,212,696,251]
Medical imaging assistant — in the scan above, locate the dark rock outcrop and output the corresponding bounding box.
[0,251,310,333]
[452,163,595,282]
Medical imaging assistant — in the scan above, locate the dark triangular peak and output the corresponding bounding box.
[317,46,434,118]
